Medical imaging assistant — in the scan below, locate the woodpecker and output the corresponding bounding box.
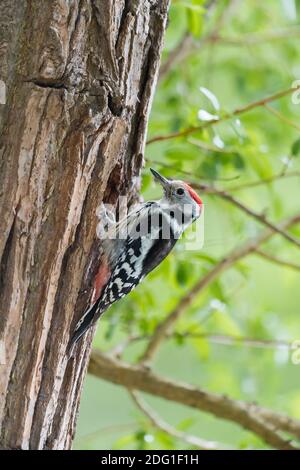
[69,169,203,350]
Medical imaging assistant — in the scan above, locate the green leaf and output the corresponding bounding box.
[165,147,196,161]
[191,336,210,359]
[176,417,195,431]
[291,138,300,157]
[213,311,241,336]
[113,434,136,450]
[250,152,273,178]
[195,253,218,264]
[176,262,190,286]
[142,173,152,192]
[155,430,175,449]
[176,1,205,37]
[173,332,186,346]
[200,160,219,178]
[232,152,246,170]
[186,10,203,37]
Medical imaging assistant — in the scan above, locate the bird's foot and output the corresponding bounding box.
[96,202,116,239]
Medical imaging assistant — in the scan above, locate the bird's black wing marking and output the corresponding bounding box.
[141,234,178,278]
[141,206,178,277]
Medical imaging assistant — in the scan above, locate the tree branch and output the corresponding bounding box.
[159,27,300,81]
[89,350,300,450]
[146,85,300,145]
[159,0,239,80]
[159,33,195,81]
[193,185,300,249]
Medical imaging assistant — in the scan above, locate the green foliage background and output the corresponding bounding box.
[74,0,300,449]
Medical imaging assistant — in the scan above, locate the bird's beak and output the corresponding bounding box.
[150,168,170,191]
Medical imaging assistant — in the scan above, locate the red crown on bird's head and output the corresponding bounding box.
[184,183,203,207]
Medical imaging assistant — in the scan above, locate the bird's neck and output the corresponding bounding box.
[157,198,195,236]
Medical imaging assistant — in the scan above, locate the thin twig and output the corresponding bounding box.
[188,136,236,153]
[159,0,223,80]
[227,171,300,191]
[159,0,239,80]
[147,158,300,191]
[147,159,300,198]
[147,86,300,145]
[75,422,138,446]
[159,33,195,81]
[146,158,239,182]
[109,335,138,358]
[207,27,300,47]
[171,332,293,350]
[264,103,300,132]
[192,185,300,249]
[129,390,223,450]
[159,26,300,81]
[255,249,300,271]
[112,332,293,354]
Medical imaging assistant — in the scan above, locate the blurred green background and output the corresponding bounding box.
[74,0,300,450]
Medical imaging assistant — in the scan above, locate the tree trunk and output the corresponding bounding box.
[0,0,169,450]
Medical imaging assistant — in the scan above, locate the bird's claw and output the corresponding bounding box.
[96,202,116,239]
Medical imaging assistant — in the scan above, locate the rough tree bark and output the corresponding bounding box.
[0,0,169,450]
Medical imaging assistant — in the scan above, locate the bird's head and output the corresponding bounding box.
[150,168,203,222]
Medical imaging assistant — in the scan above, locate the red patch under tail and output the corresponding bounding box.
[92,260,111,304]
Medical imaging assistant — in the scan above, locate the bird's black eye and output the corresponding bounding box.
[176,187,185,196]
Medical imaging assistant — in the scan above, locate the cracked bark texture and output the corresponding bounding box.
[0,0,169,450]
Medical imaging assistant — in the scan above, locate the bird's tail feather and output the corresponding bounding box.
[68,299,101,354]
